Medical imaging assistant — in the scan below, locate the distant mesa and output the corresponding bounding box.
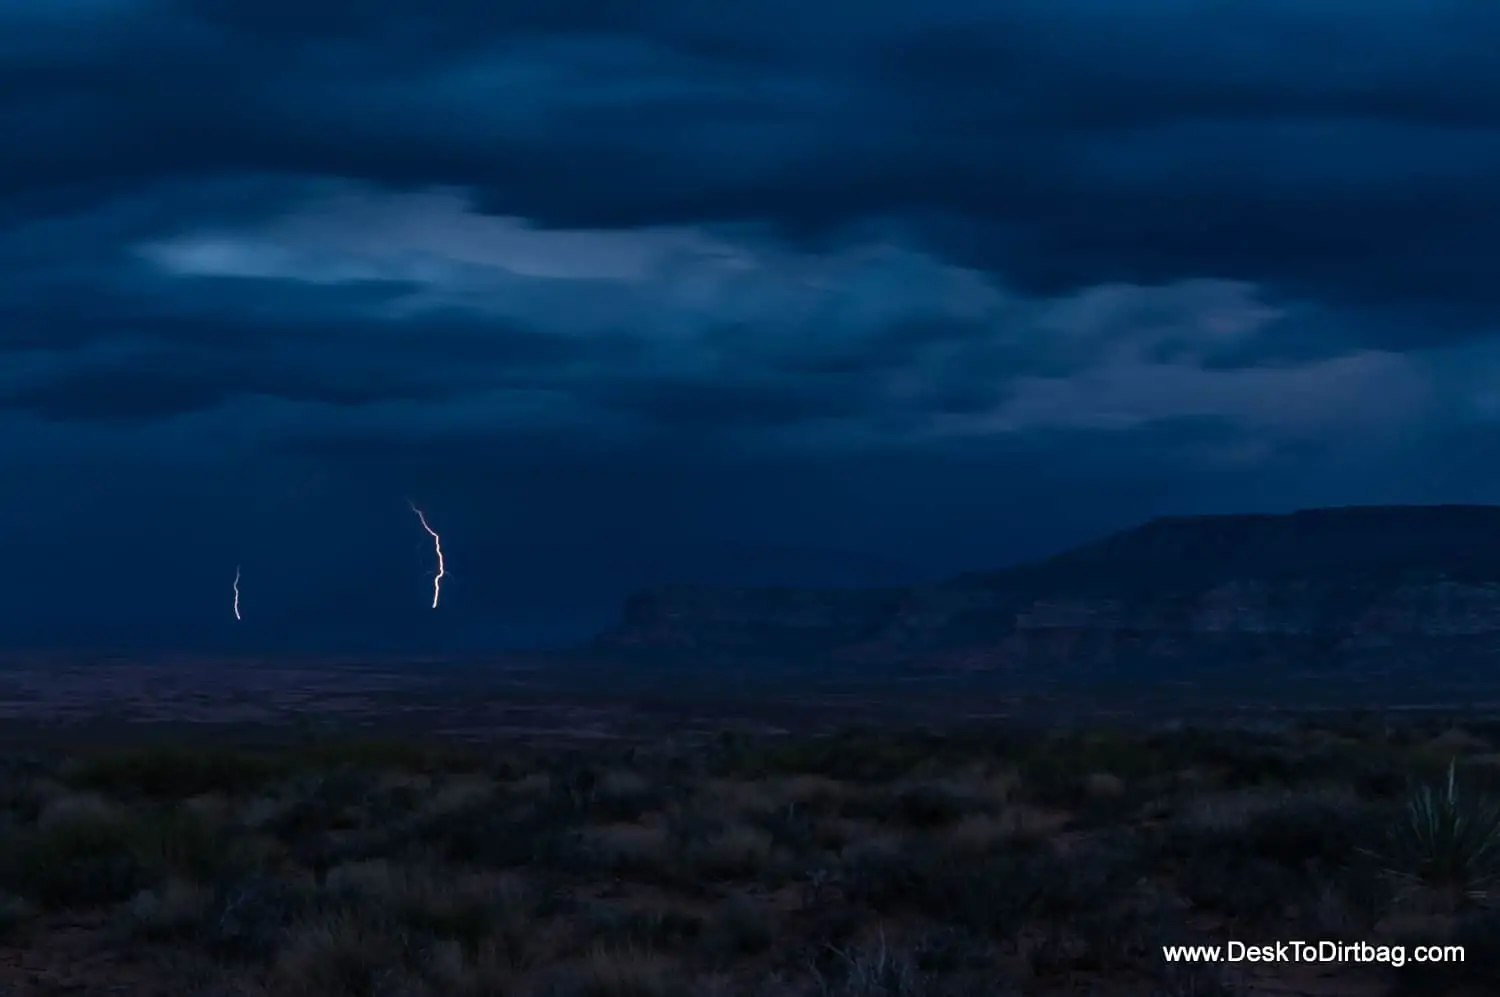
[594,505,1500,693]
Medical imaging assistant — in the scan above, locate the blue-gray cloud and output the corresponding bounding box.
[6,1,1499,300]
[7,182,1466,453]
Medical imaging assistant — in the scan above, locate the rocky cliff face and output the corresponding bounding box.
[595,506,1500,685]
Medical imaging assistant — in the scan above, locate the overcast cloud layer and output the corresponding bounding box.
[3,0,1500,645]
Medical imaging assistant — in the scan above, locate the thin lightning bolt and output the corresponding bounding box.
[232,565,242,621]
[409,501,445,609]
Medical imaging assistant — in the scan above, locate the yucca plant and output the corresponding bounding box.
[1375,759,1500,910]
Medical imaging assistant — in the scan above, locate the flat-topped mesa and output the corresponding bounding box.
[594,505,1500,675]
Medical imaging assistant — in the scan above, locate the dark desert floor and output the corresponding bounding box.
[0,652,1494,746]
[0,657,1496,994]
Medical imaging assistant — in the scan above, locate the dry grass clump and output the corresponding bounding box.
[685,823,776,879]
[1174,783,1362,835]
[941,805,1059,855]
[419,774,498,816]
[121,876,215,940]
[513,772,553,796]
[584,822,674,873]
[37,791,124,830]
[597,769,654,801]
[271,915,410,997]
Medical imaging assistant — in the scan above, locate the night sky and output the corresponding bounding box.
[4,1,1500,647]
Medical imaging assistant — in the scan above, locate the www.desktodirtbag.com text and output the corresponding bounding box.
[1162,940,1462,968]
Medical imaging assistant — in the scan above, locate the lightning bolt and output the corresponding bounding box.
[232,565,242,621]
[409,501,445,609]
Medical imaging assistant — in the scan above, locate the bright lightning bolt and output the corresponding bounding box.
[409,501,445,609]
[232,565,242,621]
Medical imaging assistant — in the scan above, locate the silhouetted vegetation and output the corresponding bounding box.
[0,721,1495,994]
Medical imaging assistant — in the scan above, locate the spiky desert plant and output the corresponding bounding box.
[812,934,926,997]
[1377,759,1500,910]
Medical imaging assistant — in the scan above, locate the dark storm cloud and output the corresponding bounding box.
[0,263,602,424]
[0,348,479,423]
[7,196,1393,453]
[0,368,229,422]
[595,373,877,430]
[0,178,1455,453]
[2,0,1500,308]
